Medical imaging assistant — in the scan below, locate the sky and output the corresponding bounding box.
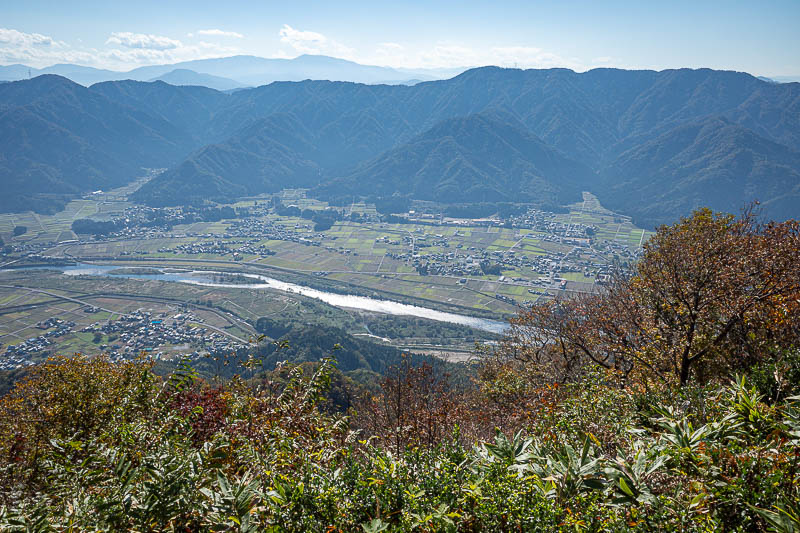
[1,0,798,76]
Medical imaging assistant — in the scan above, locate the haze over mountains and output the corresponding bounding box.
[0,55,460,90]
[1,66,799,227]
[148,69,244,91]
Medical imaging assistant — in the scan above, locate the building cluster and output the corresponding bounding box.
[1,318,76,367]
[226,218,325,247]
[163,239,252,259]
[0,309,246,370]
[79,310,246,360]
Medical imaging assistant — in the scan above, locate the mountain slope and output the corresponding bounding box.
[317,111,593,206]
[598,117,800,226]
[131,114,322,206]
[0,106,120,212]
[207,67,799,168]
[0,75,202,212]
[89,79,229,141]
[194,68,800,223]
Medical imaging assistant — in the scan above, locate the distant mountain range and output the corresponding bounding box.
[147,69,243,91]
[1,67,799,227]
[0,55,462,89]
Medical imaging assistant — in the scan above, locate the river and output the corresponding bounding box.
[9,263,509,334]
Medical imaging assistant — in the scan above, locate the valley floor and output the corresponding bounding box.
[0,185,648,368]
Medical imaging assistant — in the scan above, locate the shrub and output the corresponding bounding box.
[0,352,797,531]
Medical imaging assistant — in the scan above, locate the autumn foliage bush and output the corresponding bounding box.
[0,349,796,532]
[503,207,800,388]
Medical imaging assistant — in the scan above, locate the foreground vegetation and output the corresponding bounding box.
[0,353,798,532]
[0,207,798,531]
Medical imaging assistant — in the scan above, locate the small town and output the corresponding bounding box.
[1,308,247,371]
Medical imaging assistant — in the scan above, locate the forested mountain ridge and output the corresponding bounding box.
[315,110,593,207]
[0,75,196,213]
[89,79,229,139]
[2,67,799,226]
[132,114,323,206]
[599,116,800,226]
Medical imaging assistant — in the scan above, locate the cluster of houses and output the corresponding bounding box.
[1,318,76,368]
[78,310,246,360]
[153,218,330,259]
[0,309,247,370]
[162,239,257,259]
[226,218,326,247]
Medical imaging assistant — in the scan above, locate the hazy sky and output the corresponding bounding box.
[1,0,798,76]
